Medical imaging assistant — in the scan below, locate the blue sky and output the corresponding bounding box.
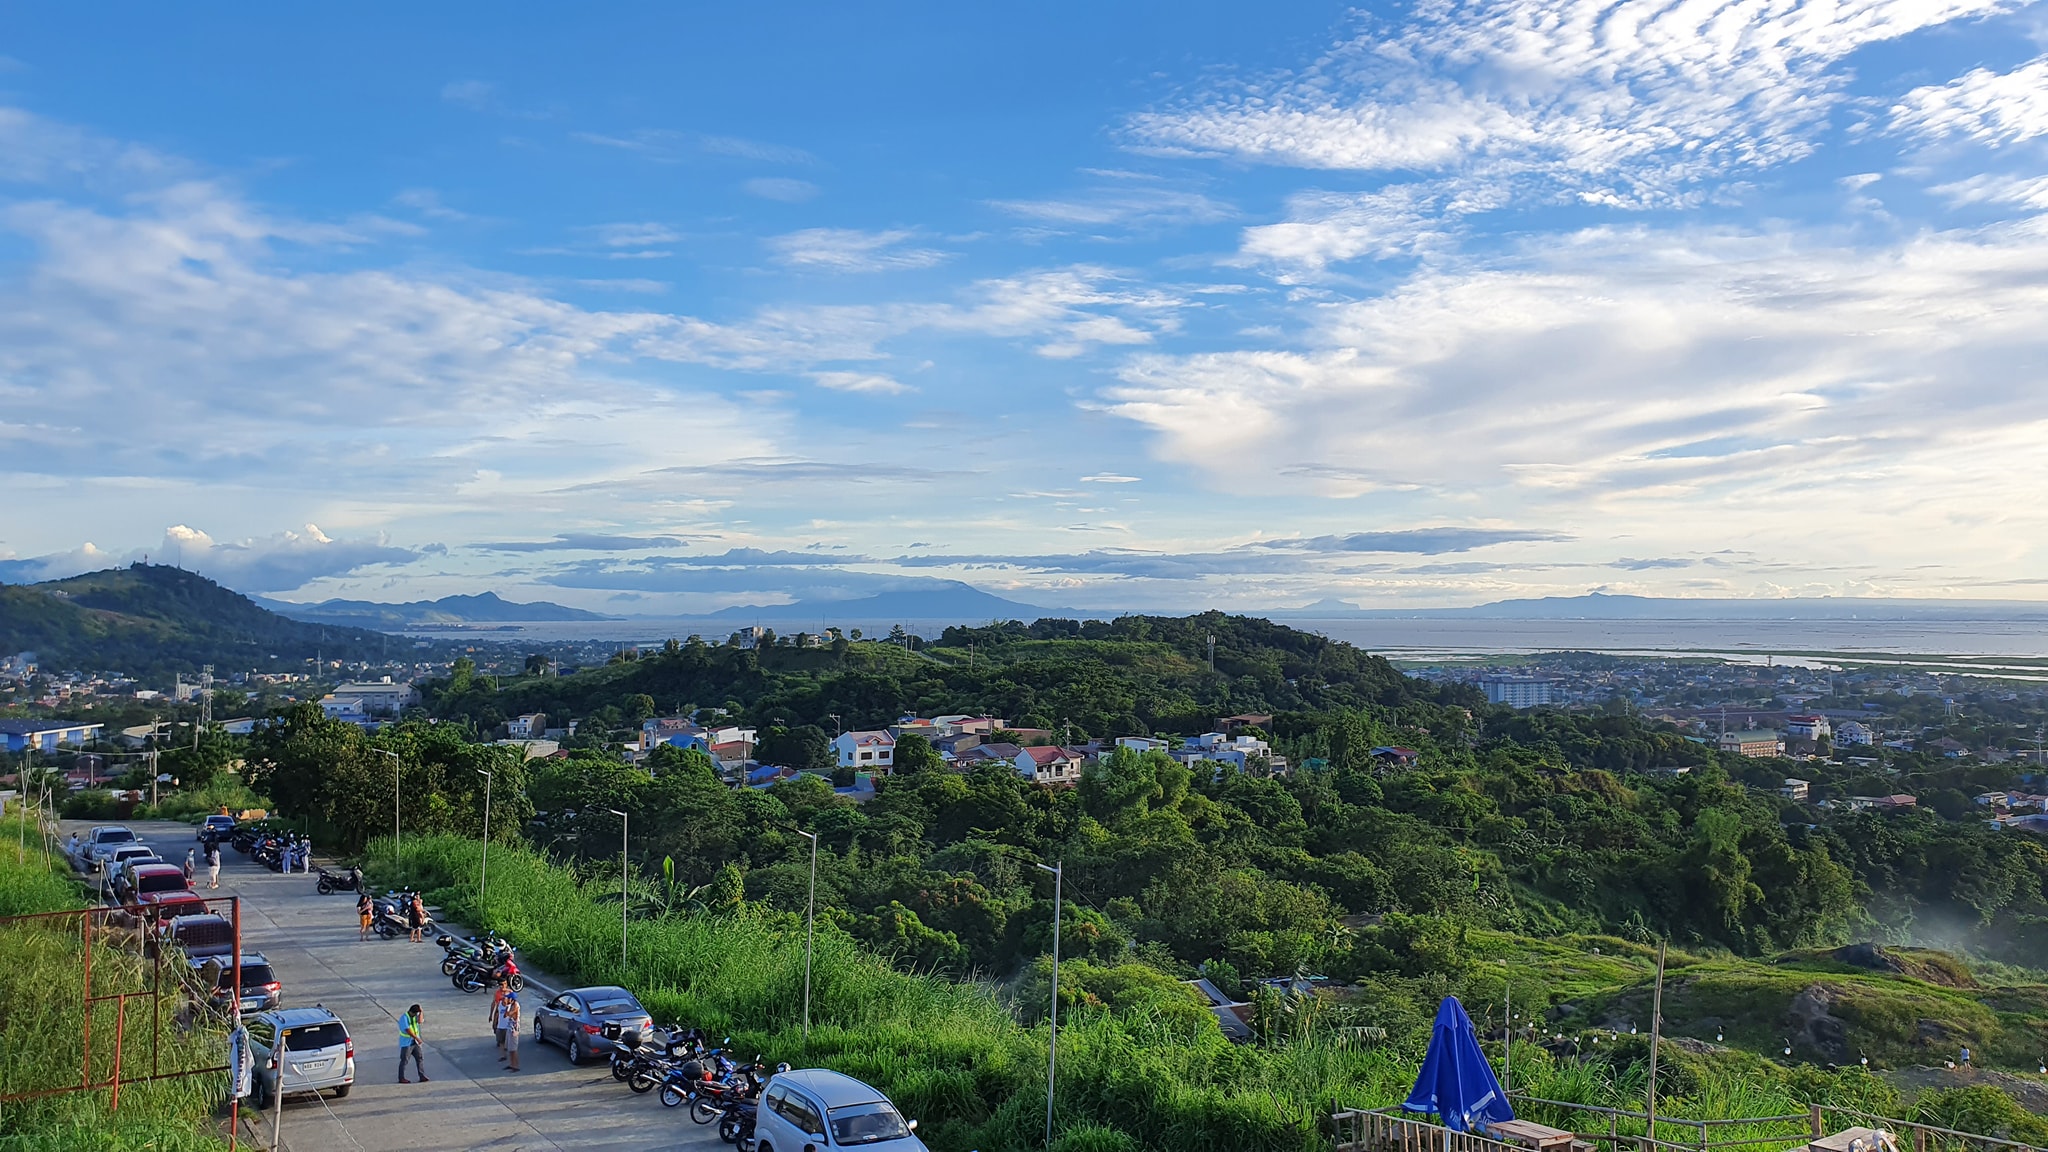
[4,1,2048,613]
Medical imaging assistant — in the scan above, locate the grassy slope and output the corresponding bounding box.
[0,810,230,1149]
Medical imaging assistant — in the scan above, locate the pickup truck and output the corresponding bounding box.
[77,825,139,872]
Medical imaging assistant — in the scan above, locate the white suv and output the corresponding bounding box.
[755,1069,926,1152]
[246,1006,354,1107]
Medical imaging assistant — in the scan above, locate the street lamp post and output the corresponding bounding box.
[607,809,629,970]
[1034,860,1063,1150]
[475,768,493,905]
[798,829,819,1046]
[377,749,400,865]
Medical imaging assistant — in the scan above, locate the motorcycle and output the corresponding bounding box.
[314,866,363,895]
[662,1049,748,1121]
[437,931,512,976]
[450,954,524,993]
[717,1097,758,1148]
[372,892,431,939]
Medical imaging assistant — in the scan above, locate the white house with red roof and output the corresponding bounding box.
[833,730,896,772]
[1015,745,1086,785]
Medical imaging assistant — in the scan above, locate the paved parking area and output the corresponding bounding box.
[63,819,720,1152]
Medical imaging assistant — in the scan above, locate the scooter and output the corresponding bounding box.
[372,892,431,938]
[717,1097,758,1148]
[314,866,363,895]
[451,955,525,993]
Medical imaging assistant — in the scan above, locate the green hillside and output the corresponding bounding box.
[0,564,398,677]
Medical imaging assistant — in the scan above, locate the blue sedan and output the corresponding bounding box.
[532,985,652,1065]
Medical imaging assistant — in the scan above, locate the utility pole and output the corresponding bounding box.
[476,768,493,904]
[799,829,819,1046]
[1645,941,1668,1145]
[1034,860,1063,1149]
[1206,634,1215,670]
[608,809,629,970]
[200,664,214,730]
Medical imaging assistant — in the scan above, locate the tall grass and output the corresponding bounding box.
[373,834,1977,1152]
[0,808,231,1150]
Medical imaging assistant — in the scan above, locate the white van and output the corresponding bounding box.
[246,1006,354,1107]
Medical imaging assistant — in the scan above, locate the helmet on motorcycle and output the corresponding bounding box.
[774,1062,791,1074]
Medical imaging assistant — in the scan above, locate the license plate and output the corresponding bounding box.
[240,998,263,1009]
[294,1060,332,1072]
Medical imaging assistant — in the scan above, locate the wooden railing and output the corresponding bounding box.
[1333,1109,1527,1152]
[1332,1100,2042,1152]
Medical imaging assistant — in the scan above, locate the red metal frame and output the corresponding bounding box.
[0,892,241,1146]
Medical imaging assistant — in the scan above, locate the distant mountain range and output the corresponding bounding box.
[0,564,401,676]
[1274,591,2048,621]
[263,591,616,628]
[667,580,1102,625]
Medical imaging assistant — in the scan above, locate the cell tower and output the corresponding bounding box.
[199,664,214,728]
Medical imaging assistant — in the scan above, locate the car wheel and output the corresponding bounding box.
[568,1036,585,1065]
[534,1018,546,1049]
[332,1084,350,1099]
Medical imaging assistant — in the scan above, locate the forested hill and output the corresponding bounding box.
[428,611,1464,737]
[0,564,397,676]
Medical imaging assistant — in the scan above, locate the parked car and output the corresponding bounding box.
[101,845,161,889]
[81,825,139,871]
[197,815,237,842]
[112,861,187,905]
[192,952,281,1013]
[246,1006,354,1107]
[531,986,652,1065]
[755,1069,926,1152]
[155,911,234,961]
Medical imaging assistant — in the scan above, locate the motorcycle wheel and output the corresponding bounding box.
[692,1098,721,1125]
[610,1055,631,1083]
[659,1084,685,1109]
[506,973,526,992]
[629,1070,657,1094]
[316,879,332,895]
[441,958,460,977]
[719,1117,740,1144]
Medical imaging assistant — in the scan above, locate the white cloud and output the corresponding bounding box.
[1100,220,2048,564]
[0,526,420,592]
[990,186,1232,229]
[582,221,682,247]
[1893,55,2048,146]
[810,371,912,395]
[1933,172,2048,210]
[1239,183,1505,271]
[766,228,950,272]
[1127,0,2012,206]
[744,177,820,202]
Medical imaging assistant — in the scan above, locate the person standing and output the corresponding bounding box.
[300,836,314,873]
[357,891,375,941]
[500,991,522,1072]
[398,1004,428,1083]
[206,841,221,890]
[183,848,196,883]
[488,982,508,1061]
[407,892,427,943]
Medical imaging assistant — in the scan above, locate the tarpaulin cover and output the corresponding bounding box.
[1400,996,1515,1132]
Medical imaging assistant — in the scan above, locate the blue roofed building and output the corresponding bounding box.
[0,720,105,754]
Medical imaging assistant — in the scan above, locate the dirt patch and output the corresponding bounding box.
[1830,943,1977,989]
[1885,1065,2048,1115]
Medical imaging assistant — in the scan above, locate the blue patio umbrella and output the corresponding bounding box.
[1401,996,1516,1133]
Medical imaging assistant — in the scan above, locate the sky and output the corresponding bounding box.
[4,1,2048,614]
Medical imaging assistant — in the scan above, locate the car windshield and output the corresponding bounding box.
[829,1102,910,1144]
[283,1022,347,1051]
[99,830,135,844]
[139,874,186,893]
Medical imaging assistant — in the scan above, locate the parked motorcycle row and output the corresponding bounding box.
[602,1023,779,1148]
[435,929,526,992]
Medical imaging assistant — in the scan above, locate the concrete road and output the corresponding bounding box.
[62,819,721,1152]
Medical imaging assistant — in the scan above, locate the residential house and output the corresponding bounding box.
[317,695,369,723]
[1976,791,2012,809]
[1780,778,1811,801]
[1185,978,1255,1043]
[1175,731,1287,775]
[1835,721,1876,746]
[1214,714,1273,734]
[931,716,1006,736]
[0,719,105,754]
[1785,715,1832,741]
[507,713,548,740]
[834,730,896,773]
[1015,745,1086,786]
[1930,737,1969,759]
[1115,736,1167,754]
[1369,746,1420,768]
[494,738,560,760]
[1719,730,1783,758]
[1845,794,1918,811]
[932,732,982,761]
[956,742,1023,768]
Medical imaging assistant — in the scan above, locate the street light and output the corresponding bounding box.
[475,768,493,905]
[1034,860,1063,1150]
[607,809,629,970]
[798,829,819,1046]
[376,749,400,865]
